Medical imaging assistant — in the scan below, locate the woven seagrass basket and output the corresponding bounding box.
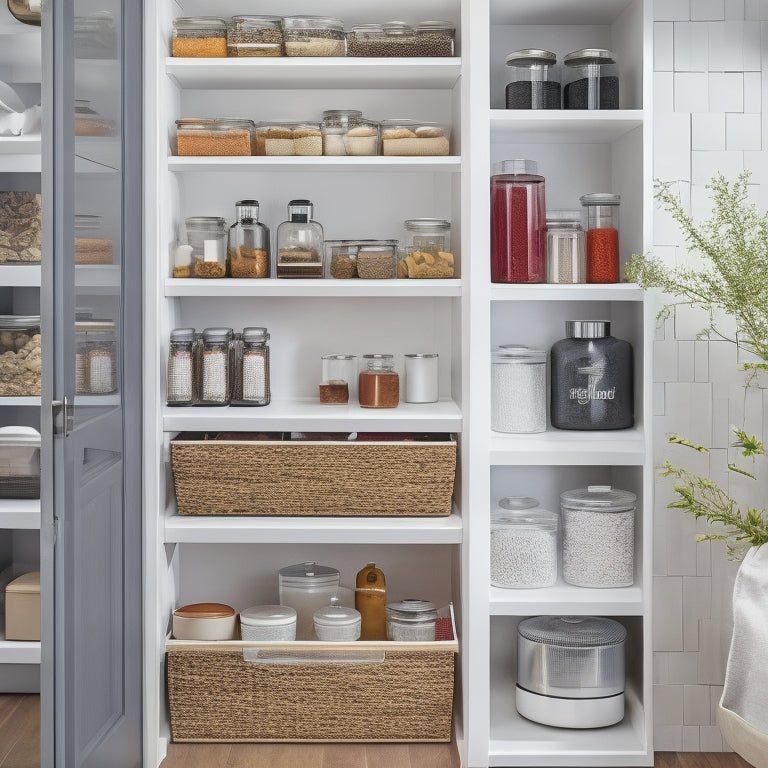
[170,436,456,517]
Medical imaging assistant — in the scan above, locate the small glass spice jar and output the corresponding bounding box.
[560,485,636,588]
[505,49,561,110]
[386,599,438,641]
[404,353,439,403]
[228,200,270,279]
[491,347,547,433]
[491,497,559,588]
[185,216,227,278]
[563,48,619,110]
[320,354,357,404]
[276,199,324,278]
[198,327,231,406]
[227,15,284,57]
[231,327,270,407]
[167,327,196,406]
[313,598,362,642]
[171,17,227,58]
[282,16,346,57]
[546,210,586,284]
[359,355,399,408]
[240,605,297,641]
[580,193,620,283]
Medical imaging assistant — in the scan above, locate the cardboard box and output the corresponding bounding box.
[5,571,40,641]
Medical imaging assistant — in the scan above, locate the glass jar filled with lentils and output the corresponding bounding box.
[227,15,284,57]
[171,17,227,57]
[282,16,345,57]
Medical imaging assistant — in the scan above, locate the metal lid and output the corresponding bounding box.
[0,426,41,448]
[493,158,539,176]
[560,485,637,513]
[563,48,616,66]
[386,599,438,622]
[242,326,269,343]
[185,216,226,229]
[173,16,227,31]
[0,315,41,329]
[313,601,361,627]
[565,320,610,338]
[322,354,356,361]
[404,353,438,359]
[518,615,627,647]
[492,347,546,364]
[362,353,394,360]
[403,218,451,232]
[505,49,557,67]
[381,21,414,35]
[288,199,313,220]
[201,327,232,343]
[546,209,582,226]
[240,605,296,627]
[235,200,260,222]
[170,327,195,343]
[279,561,340,587]
[580,192,621,206]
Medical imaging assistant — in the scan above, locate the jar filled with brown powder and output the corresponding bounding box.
[359,354,399,408]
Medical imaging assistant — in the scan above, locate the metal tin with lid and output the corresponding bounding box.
[404,353,439,403]
[505,49,560,110]
[313,599,362,641]
[563,48,619,109]
[240,605,297,641]
[386,599,438,641]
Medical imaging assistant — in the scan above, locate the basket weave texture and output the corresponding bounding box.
[166,646,455,742]
[171,440,456,516]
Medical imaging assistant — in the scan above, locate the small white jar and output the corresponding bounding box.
[313,600,361,641]
[404,353,439,403]
[240,605,297,641]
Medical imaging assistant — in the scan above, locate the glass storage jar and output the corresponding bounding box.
[404,353,439,403]
[228,200,270,278]
[580,193,621,283]
[320,109,362,156]
[400,219,453,278]
[313,599,362,642]
[346,21,455,57]
[167,327,196,406]
[0,316,41,396]
[276,199,324,278]
[386,599,438,641]
[320,354,357,403]
[282,16,345,57]
[490,159,546,283]
[0,192,41,264]
[359,356,400,408]
[171,17,227,57]
[230,326,270,406]
[75,214,112,265]
[491,347,547,433]
[550,320,634,430]
[75,319,117,395]
[253,121,322,156]
[198,327,231,405]
[546,210,586,284]
[491,497,558,588]
[175,118,255,156]
[560,485,636,587]
[505,49,561,110]
[279,562,341,640]
[239,605,297,641]
[227,15,284,57]
[326,240,359,279]
[356,242,397,279]
[380,119,450,156]
[185,216,227,278]
[563,48,619,109]
[0,426,41,499]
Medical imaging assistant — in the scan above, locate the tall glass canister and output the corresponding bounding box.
[546,210,586,284]
[228,200,270,278]
[231,327,270,406]
[581,193,620,283]
[198,327,231,406]
[276,199,324,278]
[167,327,196,406]
[505,49,560,110]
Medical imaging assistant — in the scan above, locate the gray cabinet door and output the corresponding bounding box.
[40,0,142,765]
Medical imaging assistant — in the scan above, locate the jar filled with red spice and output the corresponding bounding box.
[359,355,399,408]
[490,159,546,283]
[580,193,620,283]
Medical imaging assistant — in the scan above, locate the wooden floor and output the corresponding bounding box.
[0,695,39,768]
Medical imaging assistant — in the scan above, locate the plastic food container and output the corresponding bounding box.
[386,599,438,641]
[399,219,454,278]
[380,119,450,156]
[563,48,619,109]
[74,214,113,265]
[560,485,636,588]
[172,603,236,640]
[491,497,558,588]
[516,615,627,728]
[184,216,227,278]
[546,210,586,283]
[175,118,255,156]
[0,426,41,499]
[505,49,561,110]
[580,193,621,283]
[313,600,362,641]
[279,562,341,640]
[75,319,118,394]
[276,199,324,278]
[172,16,227,57]
[491,347,547,433]
[240,605,297,641]
[346,21,455,57]
[282,16,345,57]
[227,15,284,57]
[320,110,379,157]
[0,315,41,396]
[253,121,323,156]
[0,192,41,263]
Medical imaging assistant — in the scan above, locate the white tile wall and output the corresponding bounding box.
[652,2,768,751]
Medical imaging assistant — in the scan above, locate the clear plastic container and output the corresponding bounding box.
[399,219,454,278]
[380,119,450,156]
[0,426,41,499]
[326,240,360,279]
[175,118,255,156]
[227,15,284,57]
[563,48,619,110]
[580,193,621,283]
[320,354,357,403]
[75,319,117,394]
[167,327,196,406]
[313,599,362,642]
[282,16,345,57]
[346,21,455,57]
[171,16,227,57]
[276,199,324,278]
[228,200,270,278]
[505,49,560,110]
[74,214,112,265]
[546,210,586,284]
[253,121,322,156]
[490,159,546,283]
[359,356,399,408]
[491,347,546,433]
[320,110,378,157]
[560,485,636,587]
[240,605,297,641]
[279,562,341,640]
[198,327,231,405]
[230,327,270,406]
[491,497,558,588]
[185,216,227,278]
[386,599,438,641]
[0,316,41,396]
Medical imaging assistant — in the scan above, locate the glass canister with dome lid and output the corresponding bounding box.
[505,49,561,110]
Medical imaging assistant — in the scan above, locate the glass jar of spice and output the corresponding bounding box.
[230,327,270,407]
[228,200,270,279]
[505,49,561,110]
[171,17,228,58]
[359,355,399,408]
[546,210,586,284]
[320,109,362,156]
[198,327,231,406]
[227,15,284,57]
[167,327,196,406]
[185,216,227,278]
[563,48,619,110]
[580,193,620,283]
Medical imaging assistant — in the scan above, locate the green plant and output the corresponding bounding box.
[626,172,768,558]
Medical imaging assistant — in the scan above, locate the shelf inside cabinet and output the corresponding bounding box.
[490,427,645,466]
[0,136,41,173]
[166,58,462,91]
[163,399,462,433]
[490,284,644,302]
[0,631,41,665]
[75,265,121,294]
[168,156,462,173]
[0,499,41,530]
[490,111,644,144]
[165,278,461,298]
[165,510,463,545]
[0,265,41,287]
[0,397,41,407]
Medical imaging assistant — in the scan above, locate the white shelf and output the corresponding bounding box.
[490,580,643,616]
[490,111,644,144]
[0,136,41,173]
[165,511,463,545]
[166,57,462,90]
[490,284,644,302]
[0,264,41,286]
[0,397,41,407]
[164,398,462,433]
[168,155,461,173]
[490,427,646,466]
[165,278,461,298]
[0,499,41,530]
[0,631,41,665]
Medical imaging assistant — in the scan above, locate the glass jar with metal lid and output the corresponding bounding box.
[505,49,561,110]
[228,200,270,279]
[491,347,547,433]
[175,118,255,156]
[346,20,454,57]
[230,326,270,407]
[75,319,117,395]
[563,48,619,109]
[359,356,400,408]
[321,354,357,401]
[580,193,620,283]
[400,218,454,278]
[279,562,341,640]
[184,216,227,278]
[546,210,586,284]
[491,497,558,588]
[560,485,636,588]
[198,327,232,405]
[403,218,451,254]
[386,599,438,641]
[240,605,297,641]
[171,17,227,57]
[313,599,362,642]
[282,16,345,57]
[167,327,196,406]
[227,15,284,57]
[0,316,41,396]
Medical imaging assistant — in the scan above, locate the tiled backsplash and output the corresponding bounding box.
[652,1,768,752]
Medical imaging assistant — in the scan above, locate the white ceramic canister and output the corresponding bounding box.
[172,602,236,641]
[239,604,297,641]
[313,599,361,641]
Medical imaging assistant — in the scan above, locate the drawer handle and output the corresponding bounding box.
[243,649,386,665]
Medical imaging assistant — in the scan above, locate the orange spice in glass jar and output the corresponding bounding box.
[580,193,620,283]
[358,355,399,408]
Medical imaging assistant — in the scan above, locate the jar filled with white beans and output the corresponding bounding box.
[560,485,636,587]
[491,347,547,433]
[490,497,558,588]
